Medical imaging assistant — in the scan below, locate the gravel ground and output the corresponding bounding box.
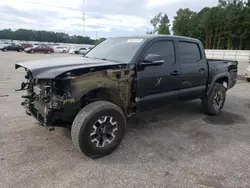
[0,52,250,188]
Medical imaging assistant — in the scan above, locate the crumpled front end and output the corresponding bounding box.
[18,70,79,128]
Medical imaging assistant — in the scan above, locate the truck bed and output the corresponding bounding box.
[207,59,238,89]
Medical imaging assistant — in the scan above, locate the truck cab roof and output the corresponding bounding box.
[108,35,201,43]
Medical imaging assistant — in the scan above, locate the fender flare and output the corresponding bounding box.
[206,73,230,95]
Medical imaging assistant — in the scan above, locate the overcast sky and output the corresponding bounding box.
[0,0,218,39]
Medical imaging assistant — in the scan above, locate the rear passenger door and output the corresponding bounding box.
[178,41,208,100]
[136,39,180,111]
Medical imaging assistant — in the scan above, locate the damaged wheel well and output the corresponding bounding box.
[80,87,126,113]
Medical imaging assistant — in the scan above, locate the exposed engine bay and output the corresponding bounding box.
[17,67,134,129]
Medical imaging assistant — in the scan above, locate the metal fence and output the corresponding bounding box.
[205,50,250,61]
[205,50,249,75]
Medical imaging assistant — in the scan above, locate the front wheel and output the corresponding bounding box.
[202,83,226,115]
[71,101,126,158]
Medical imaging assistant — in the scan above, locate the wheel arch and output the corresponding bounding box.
[79,87,126,114]
[206,73,230,95]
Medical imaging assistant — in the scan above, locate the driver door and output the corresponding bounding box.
[136,39,181,111]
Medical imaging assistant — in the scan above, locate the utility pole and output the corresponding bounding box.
[82,12,85,37]
[82,0,85,37]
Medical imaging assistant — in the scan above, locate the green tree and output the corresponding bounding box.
[171,0,249,50]
[172,8,196,36]
[148,13,162,34]
[242,0,250,49]
[148,13,170,34]
[0,29,96,44]
[158,14,170,34]
[95,37,106,45]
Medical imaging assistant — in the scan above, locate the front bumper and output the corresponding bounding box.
[23,98,80,127]
[24,100,53,126]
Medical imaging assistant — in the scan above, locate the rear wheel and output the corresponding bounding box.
[47,50,51,54]
[3,49,7,52]
[30,50,34,54]
[202,83,226,115]
[71,101,126,158]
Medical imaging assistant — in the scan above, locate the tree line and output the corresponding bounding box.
[0,29,106,45]
[149,0,250,50]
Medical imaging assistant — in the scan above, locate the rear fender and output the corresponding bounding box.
[206,73,230,95]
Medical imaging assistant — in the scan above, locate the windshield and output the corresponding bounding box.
[85,37,145,63]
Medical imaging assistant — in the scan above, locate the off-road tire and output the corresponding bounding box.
[202,83,226,115]
[71,101,126,158]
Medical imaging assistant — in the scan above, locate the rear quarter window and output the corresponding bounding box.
[179,42,201,63]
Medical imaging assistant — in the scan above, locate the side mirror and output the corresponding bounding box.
[141,54,164,66]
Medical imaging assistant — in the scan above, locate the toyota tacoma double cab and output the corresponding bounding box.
[15,35,238,158]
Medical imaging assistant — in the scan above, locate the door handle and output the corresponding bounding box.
[170,71,179,76]
[199,68,206,73]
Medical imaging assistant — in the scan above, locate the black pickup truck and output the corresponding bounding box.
[15,35,238,158]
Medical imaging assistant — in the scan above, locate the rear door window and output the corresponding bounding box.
[179,42,201,63]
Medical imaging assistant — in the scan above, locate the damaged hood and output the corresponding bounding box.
[15,56,126,79]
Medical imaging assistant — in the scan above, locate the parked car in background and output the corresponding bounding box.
[1,43,24,52]
[69,47,79,54]
[21,43,33,49]
[25,44,54,54]
[245,63,250,82]
[69,47,89,54]
[78,47,89,54]
[0,43,8,49]
[53,46,68,53]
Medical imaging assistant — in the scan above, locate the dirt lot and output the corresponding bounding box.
[0,52,250,188]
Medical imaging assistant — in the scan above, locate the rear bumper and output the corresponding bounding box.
[228,78,237,89]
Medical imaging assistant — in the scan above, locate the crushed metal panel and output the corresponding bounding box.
[71,68,134,109]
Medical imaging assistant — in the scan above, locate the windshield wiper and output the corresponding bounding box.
[89,57,120,63]
[100,58,120,63]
